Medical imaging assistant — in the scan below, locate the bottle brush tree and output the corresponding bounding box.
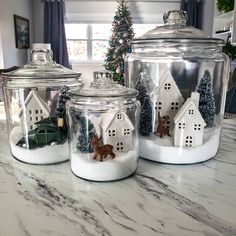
[135,72,153,136]
[104,0,134,85]
[197,70,216,128]
[76,115,96,153]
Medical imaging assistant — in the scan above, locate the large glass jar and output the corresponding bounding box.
[67,71,140,181]
[125,10,229,164]
[3,48,83,164]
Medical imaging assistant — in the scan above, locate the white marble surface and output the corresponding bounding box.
[0,118,236,236]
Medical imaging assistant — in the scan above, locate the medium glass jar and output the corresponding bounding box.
[3,48,83,164]
[125,10,229,164]
[67,71,140,181]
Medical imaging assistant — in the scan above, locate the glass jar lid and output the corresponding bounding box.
[69,70,138,98]
[132,10,224,46]
[3,48,81,79]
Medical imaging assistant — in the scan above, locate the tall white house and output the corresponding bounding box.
[173,92,206,147]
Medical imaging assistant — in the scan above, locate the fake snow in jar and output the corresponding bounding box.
[3,46,83,164]
[125,10,229,164]
[67,71,140,181]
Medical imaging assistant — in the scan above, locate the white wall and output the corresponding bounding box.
[0,0,33,68]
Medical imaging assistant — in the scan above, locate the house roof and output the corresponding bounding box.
[174,98,206,126]
[100,111,134,132]
[150,69,184,101]
[18,90,50,117]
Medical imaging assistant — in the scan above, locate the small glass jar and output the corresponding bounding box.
[125,10,229,164]
[67,71,140,181]
[3,48,83,164]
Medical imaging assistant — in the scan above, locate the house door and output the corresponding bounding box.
[185,136,193,147]
[116,142,124,152]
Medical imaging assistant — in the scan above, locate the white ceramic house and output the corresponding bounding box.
[173,92,206,147]
[18,90,50,133]
[100,111,134,152]
[151,70,184,129]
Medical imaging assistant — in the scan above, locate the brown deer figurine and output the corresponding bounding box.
[91,134,115,161]
[155,112,171,138]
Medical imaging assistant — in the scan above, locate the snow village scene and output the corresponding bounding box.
[136,67,221,164]
[10,86,70,164]
[70,109,139,181]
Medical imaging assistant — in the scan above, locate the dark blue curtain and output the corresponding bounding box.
[180,0,205,29]
[44,0,69,68]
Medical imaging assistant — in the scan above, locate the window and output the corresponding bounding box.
[164,83,171,90]
[155,101,162,110]
[178,122,186,129]
[35,109,39,114]
[108,129,116,137]
[116,142,124,151]
[189,109,194,115]
[185,136,193,147]
[30,125,33,130]
[35,117,39,121]
[123,128,131,136]
[40,109,43,114]
[65,23,156,61]
[171,102,179,110]
[194,124,201,130]
[29,110,32,114]
[116,113,123,120]
[30,117,32,121]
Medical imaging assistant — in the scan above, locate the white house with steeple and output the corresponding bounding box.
[151,69,184,129]
[173,92,206,147]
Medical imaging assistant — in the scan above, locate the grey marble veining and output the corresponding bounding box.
[0,119,236,236]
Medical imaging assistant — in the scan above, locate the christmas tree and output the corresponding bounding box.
[135,72,153,136]
[55,86,70,128]
[197,70,216,127]
[76,115,96,153]
[104,0,134,85]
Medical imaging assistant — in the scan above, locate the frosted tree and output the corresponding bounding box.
[197,70,216,127]
[135,72,153,136]
[55,85,70,121]
[104,0,134,85]
[76,115,96,153]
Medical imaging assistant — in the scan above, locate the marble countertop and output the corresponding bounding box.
[0,119,236,236]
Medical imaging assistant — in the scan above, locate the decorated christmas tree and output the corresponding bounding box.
[135,72,153,136]
[55,85,70,121]
[76,115,96,153]
[197,70,216,127]
[104,0,134,85]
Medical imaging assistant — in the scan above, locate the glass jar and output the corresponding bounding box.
[67,71,140,181]
[3,48,83,164]
[125,10,229,164]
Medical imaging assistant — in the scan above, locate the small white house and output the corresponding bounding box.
[173,92,206,147]
[151,69,184,129]
[18,90,50,133]
[100,111,134,152]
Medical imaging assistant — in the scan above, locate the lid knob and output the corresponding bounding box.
[91,70,115,89]
[163,10,187,26]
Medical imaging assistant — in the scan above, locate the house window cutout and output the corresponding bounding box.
[40,109,43,114]
[178,122,186,129]
[35,117,39,121]
[123,128,131,136]
[171,102,179,110]
[194,124,201,130]
[188,109,194,115]
[185,136,193,147]
[108,129,116,137]
[35,109,39,114]
[30,125,33,130]
[29,110,32,114]
[155,101,162,110]
[30,117,32,121]
[164,83,171,90]
[164,120,170,129]
[116,113,122,120]
[116,142,124,151]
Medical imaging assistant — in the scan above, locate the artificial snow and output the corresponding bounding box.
[71,150,138,181]
[139,126,221,164]
[10,126,69,164]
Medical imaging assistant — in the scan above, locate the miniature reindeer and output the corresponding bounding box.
[155,112,171,138]
[91,134,115,161]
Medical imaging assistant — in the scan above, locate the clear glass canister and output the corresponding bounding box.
[3,48,83,164]
[66,71,140,181]
[125,10,229,164]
